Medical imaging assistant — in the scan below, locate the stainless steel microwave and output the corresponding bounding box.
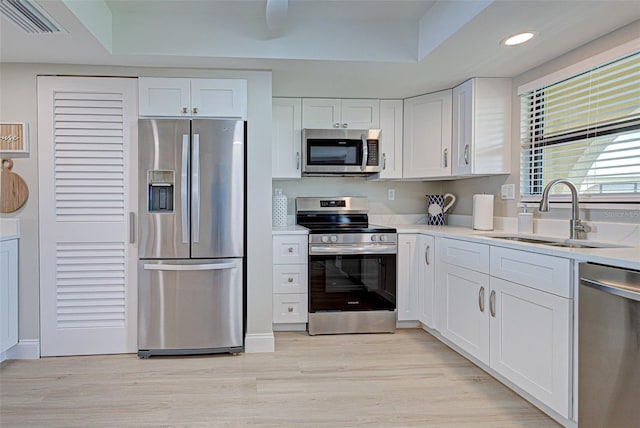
[302,128,382,175]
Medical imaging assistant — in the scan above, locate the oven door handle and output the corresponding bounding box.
[310,245,397,255]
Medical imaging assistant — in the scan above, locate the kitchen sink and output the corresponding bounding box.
[478,233,629,249]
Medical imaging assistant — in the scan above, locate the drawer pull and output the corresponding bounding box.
[288,307,294,313]
[478,286,485,313]
[287,277,294,283]
[287,247,294,253]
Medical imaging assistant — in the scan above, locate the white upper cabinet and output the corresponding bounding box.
[451,78,511,176]
[272,98,302,179]
[302,98,380,129]
[403,90,452,179]
[376,100,403,179]
[139,77,247,119]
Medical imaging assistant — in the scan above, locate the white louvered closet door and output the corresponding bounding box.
[38,77,138,356]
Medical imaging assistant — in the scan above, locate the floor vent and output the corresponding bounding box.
[0,0,64,34]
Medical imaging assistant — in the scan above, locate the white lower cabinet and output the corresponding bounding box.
[436,238,572,419]
[272,233,308,329]
[397,235,419,322]
[490,276,571,417]
[0,239,19,357]
[397,234,436,328]
[417,235,436,329]
[438,262,491,364]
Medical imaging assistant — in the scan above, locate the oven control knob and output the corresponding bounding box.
[370,235,377,241]
[321,235,329,243]
[330,235,338,243]
[379,235,387,242]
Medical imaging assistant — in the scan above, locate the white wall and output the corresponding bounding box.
[0,64,273,351]
[273,178,444,218]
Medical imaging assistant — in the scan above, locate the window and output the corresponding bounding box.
[520,52,640,202]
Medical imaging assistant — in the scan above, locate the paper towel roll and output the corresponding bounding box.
[473,194,494,230]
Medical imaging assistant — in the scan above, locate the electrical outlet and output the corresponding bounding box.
[501,184,515,200]
[388,189,395,201]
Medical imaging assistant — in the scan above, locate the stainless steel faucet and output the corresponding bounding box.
[538,179,587,240]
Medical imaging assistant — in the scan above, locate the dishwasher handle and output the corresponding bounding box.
[580,278,640,302]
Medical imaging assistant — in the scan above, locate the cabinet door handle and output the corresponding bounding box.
[382,153,387,170]
[443,148,448,167]
[192,107,199,114]
[182,107,188,114]
[296,152,300,170]
[425,245,430,265]
[333,123,340,128]
[464,144,470,165]
[489,290,496,317]
[342,123,348,128]
[478,286,485,312]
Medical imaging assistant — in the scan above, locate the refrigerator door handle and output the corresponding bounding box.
[143,262,238,271]
[181,134,189,244]
[192,133,201,243]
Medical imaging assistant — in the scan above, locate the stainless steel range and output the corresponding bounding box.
[296,197,397,335]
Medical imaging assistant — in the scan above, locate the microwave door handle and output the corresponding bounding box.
[361,134,368,171]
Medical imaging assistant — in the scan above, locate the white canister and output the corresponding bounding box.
[272,188,288,227]
[472,194,494,231]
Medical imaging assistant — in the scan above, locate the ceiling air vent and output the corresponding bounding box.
[0,0,64,34]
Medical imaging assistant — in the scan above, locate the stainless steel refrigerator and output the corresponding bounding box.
[137,118,245,358]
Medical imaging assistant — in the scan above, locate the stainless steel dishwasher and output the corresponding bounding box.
[579,263,640,427]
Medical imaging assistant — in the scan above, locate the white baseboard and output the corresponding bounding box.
[5,339,40,360]
[244,333,275,353]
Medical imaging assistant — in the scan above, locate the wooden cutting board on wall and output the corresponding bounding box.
[1,158,29,213]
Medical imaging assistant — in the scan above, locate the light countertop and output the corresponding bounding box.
[0,219,20,241]
[272,221,639,270]
[390,224,640,271]
[272,225,309,235]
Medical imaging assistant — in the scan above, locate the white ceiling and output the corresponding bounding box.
[1,0,639,98]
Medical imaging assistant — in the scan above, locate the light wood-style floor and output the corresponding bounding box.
[0,329,559,427]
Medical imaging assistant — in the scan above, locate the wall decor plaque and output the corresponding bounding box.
[0,123,29,154]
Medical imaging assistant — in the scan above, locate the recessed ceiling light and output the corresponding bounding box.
[503,32,535,46]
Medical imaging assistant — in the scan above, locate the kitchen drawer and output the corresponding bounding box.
[273,235,308,264]
[437,237,489,274]
[273,264,308,294]
[490,246,571,298]
[273,293,308,323]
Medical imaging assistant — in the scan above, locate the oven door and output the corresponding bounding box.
[309,247,396,312]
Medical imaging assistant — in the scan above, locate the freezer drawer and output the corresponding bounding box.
[138,258,243,357]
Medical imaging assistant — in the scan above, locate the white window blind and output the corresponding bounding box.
[520,51,640,202]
